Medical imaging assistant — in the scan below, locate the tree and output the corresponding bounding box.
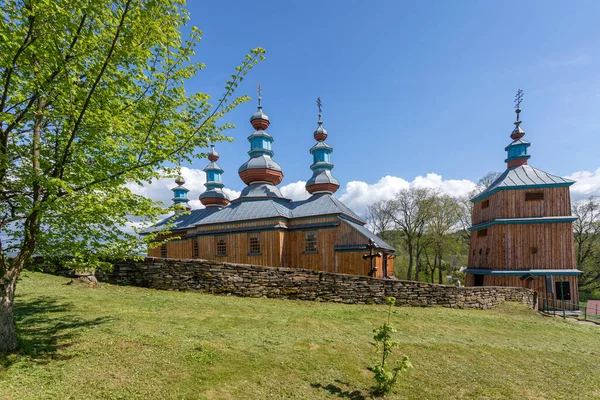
[387,188,436,281]
[0,1,264,352]
[426,195,461,284]
[572,197,600,293]
[366,200,395,241]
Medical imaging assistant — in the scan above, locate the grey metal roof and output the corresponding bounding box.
[471,165,575,202]
[306,169,340,187]
[203,161,223,172]
[342,218,395,251]
[504,139,530,150]
[247,130,273,140]
[314,124,327,136]
[199,187,230,201]
[310,141,333,152]
[146,193,368,233]
[290,194,363,222]
[240,183,286,199]
[250,109,269,121]
[238,155,282,173]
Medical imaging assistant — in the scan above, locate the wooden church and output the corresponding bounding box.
[146,92,395,278]
[465,91,581,304]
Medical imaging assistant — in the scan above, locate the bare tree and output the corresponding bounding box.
[366,200,395,241]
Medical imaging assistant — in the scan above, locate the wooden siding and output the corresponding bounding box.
[468,223,575,270]
[151,217,394,278]
[472,187,572,225]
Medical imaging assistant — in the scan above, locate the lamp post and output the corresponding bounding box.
[363,238,382,277]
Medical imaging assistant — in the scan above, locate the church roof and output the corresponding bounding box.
[146,193,366,233]
[471,165,575,203]
[342,218,395,251]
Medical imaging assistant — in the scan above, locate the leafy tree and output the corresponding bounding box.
[426,194,461,283]
[370,297,412,396]
[387,188,436,281]
[0,0,264,352]
[572,197,600,295]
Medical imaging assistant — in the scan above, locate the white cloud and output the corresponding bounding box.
[126,167,207,207]
[280,180,310,201]
[567,168,600,199]
[126,167,600,219]
[338,173,477,216]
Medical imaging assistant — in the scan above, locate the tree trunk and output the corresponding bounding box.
[407,242,413,281]
[438,251,443,284]
[0,274,18,353]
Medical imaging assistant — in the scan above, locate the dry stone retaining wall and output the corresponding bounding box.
[98,257,536,309]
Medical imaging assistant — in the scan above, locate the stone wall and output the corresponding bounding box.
[98,257,536,310]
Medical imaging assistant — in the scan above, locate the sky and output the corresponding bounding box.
[132,0,600,216]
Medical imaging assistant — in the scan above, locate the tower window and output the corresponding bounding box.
[193,239,199,258]
[216,236,227,256]
[481,200,490,209]
[304,231,318,253]
[248,233,261,255]
[160,244,167,258]
[477,229,488,237]
[525,192,544,201]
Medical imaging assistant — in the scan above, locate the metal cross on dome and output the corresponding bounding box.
[257,83,262,108]
[317,97,322,122]
[515,89,524,110]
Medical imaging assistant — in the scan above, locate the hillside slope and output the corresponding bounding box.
[1,272,599,399]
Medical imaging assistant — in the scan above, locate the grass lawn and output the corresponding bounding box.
[2,272,600,399]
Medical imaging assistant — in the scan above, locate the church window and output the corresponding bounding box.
[193,239,199,258]
[160,244,167,258]
[248,233,261,255]
[481,200,490,209]
[304,231,318,253]
[525,192,544,201]
[216,236,227,256]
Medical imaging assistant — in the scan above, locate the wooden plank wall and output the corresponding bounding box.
[282,229,336,272]
[472,187,572,225]
[152,217,395,278]
[468,223,575,270]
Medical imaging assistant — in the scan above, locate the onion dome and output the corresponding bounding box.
[171,175,191,211]
[306,97,340,195]
[238,84,285,198]
[505,89,531,169]
[199,144,231,207]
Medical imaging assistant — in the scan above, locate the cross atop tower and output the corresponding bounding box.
[515,89,524,111]
[257,83,262,108]
[317,97,322,123]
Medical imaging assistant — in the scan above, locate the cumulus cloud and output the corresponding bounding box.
[125,166,600,220]
[338,173,477,216]
[280,180,310,201]
[567,168,600,199]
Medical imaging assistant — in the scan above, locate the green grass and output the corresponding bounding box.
[2,272,600,399]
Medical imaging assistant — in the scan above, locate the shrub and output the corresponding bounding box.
[371,297,413,396]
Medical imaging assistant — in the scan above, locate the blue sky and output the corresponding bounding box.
[137,1,600,213]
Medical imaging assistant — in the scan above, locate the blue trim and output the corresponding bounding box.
[504,154,531,163]
[465,268,582,277]
[469,216,577,231]
[471,182,575,203]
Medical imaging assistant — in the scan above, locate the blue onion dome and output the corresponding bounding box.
[306,97,339,195]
